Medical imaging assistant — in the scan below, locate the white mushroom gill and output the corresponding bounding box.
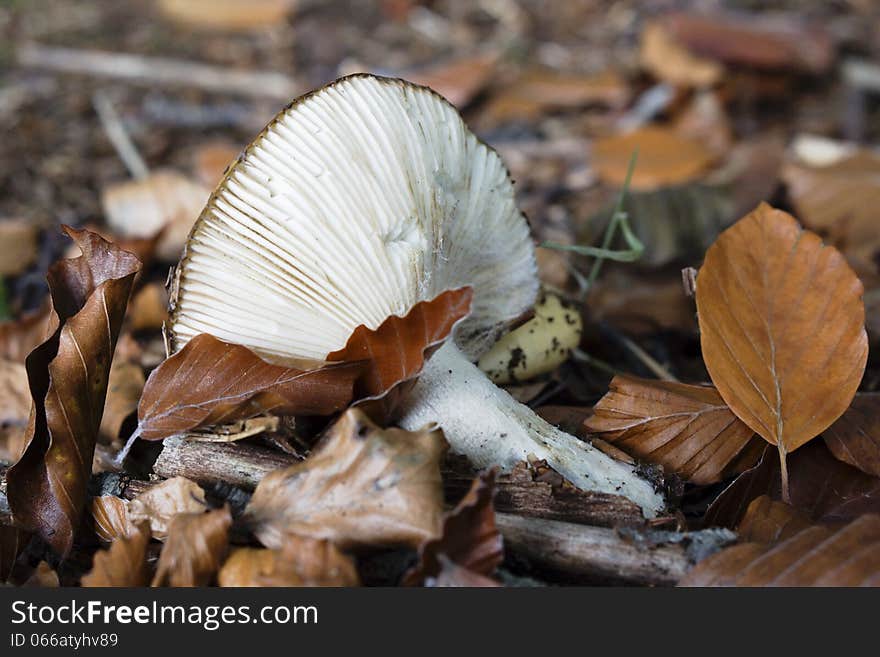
[170,74,664,516]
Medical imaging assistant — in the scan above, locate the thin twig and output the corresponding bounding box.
[17,43,300,99]
[617,334,678,382]
[93,90,149,180]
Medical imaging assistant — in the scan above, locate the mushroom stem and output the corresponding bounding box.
[397,341,665,517]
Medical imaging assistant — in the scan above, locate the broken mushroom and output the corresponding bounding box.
[168,74,664,516]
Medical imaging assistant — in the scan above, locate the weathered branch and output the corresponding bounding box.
[17,43,300,99]
[496,513,734,586]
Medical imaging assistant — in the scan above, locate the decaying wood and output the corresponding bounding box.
[152,436,297,489]
[496,513,733,586]
[17,43,299,99]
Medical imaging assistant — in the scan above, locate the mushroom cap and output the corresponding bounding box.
[169,74,538,363]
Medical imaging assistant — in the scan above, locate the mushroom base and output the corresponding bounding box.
[397,341,665,517]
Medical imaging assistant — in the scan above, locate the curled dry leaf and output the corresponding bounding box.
[137,334,363,440]
[658,11,834,74]
[99,361,145,444]
[90,495,133,543]
[584,375,762,485]
[0,358,31,463]
[640,21,724,88]
[592,127,716,191]
[0,219,38,276]
[823,393,880,477]
[245,408,447,550]
[705,442,880,529]
[327,287,473,420]
[101,170,210,261]
[680,514,880,587]
[128,476,207,540]
[736,496,811,544]
[6,228,140,556]
[82,523,152,587]
[152,506,232,587]
[139,289,469,440]
[403,469,503,586]
[219,536,359,587]
[695,204,868,476]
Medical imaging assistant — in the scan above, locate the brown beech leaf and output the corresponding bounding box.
[128,477,207,540]
[137,335,364,441]
[327,287,473,420]
[404,469,503,585]
[7,228,141,556]
[584,375,762,485]
[152,506,231,587]
[695,204,868,469]
[82,523,152,587]
[1,524,29,583]
[592,127,716,191]
[736,495,812,544]
[245,408,447,550]
[22,561,59,587]
[659,11,834,74]
[218,537,360,587]
[823,393,880,477]
[127,283,168,332]
[680,514,880,587]
[705,441,880,529]
[89,496,133,543]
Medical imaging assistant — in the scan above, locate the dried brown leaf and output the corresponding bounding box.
[137,334,363,440]
[680,514,880,586]
[736,495,812,544]
[128,283,168,332]
[22,561,59,587]
[7,228,140,556]
[705,441,880,529]
[327,287,473,420]
[0,219,38,276]
[152,507,231,587]
[823,393,880,477]
[191,140,242,188]
[404,469,503,585]
[82,523,152,587]
[128,477,207,541]
[592,127,717,191]
[696,204,868,461]
[585,375,762,485]
[245,408,446,550]
[218,537,359,587]
[89,495,133,543]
